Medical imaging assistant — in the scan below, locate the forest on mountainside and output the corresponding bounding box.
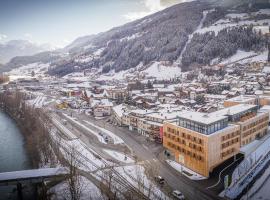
[181,26,267,68]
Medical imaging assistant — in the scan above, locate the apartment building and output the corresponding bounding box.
[163,104,269,177]
[127,109,155,131]
[106,88,128,101]
[224,95,270,107]
[136,111,182,139]
[224,95,257,107]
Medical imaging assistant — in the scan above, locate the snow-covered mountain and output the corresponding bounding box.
[0,40,54,64]
[47,0,269,77]
[2,0,270,79]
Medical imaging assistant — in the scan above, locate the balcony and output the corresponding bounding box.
[240,112,256,122]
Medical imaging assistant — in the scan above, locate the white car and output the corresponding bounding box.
[172,190,185,200]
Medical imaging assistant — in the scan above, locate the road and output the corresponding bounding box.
[60,110,223,200]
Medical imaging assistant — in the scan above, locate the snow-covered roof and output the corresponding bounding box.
[226,95,256,103]
[146,111,184,121]
[112,104,126,118]
[130,109,155,116]
[0,168,68,182]
[213,104,257,116]
[179,111,228,125]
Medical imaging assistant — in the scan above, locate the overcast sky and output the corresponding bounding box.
[0,0,187,47]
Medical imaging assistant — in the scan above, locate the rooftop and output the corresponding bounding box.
[179,111,228,125]
[213,104,257,116]
[178,104,257,125]
[225,95,256,103]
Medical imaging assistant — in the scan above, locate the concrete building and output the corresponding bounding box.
[163,104,269,177]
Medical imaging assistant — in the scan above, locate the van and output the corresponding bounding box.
[172,190,185,200]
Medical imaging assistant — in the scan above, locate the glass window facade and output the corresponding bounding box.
[178,117,228,135]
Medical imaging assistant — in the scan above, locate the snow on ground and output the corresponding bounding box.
[8,75,30,81]
[50,176,105,200]
[232,135,270,183]
[8,62,50,76]
[94,165,170,200]
[63,114,107,144]
[143,62,182,80]
[241,165,270,200]
[84,120,124,144]
[223,135,270,199]
[97,61,182,81]
[50,128,108,172]
[62,72,85,79]
[96,68,130,81]
[114,165,170,200]
[103,149,134,164]
[93,48,105,56]
[27,95,47,108]
[120,32,143,42]
[226,13,250,19]
[166,160,206,180]
[219,50,257,65]
[196,13,270,35]
[237,51,268,64]
[254,9,270,15]
[196,22,238,35]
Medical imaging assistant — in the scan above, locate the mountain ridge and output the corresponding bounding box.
[1,0,269,76]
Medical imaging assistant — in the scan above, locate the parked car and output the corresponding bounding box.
[154,176,165,184]
[172,190,185,200]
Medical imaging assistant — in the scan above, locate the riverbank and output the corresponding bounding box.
[0,91,57,169]
[0,106,38,168]
[0,110,35,200]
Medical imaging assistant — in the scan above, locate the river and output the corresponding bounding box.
[0,110,35,199]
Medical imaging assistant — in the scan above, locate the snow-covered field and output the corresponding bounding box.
[94,164,171,200]
[8,62,50,77]
[50,176,104,200]
[50,129,107,172]
[97,61,182,81]
[219,50,257,65]
[143,62,182,80]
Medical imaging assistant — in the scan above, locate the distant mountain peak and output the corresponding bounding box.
[0,39,55,63]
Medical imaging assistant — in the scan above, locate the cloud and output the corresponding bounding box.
[123,0,189,21]
[0,34,7,40]
[123,0,165,21]
[24,33,33,40]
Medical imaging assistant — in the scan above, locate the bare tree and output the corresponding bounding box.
[66,144,84,200]
[144,162,161,199]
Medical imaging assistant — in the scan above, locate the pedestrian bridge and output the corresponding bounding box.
[0,167,69,186]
